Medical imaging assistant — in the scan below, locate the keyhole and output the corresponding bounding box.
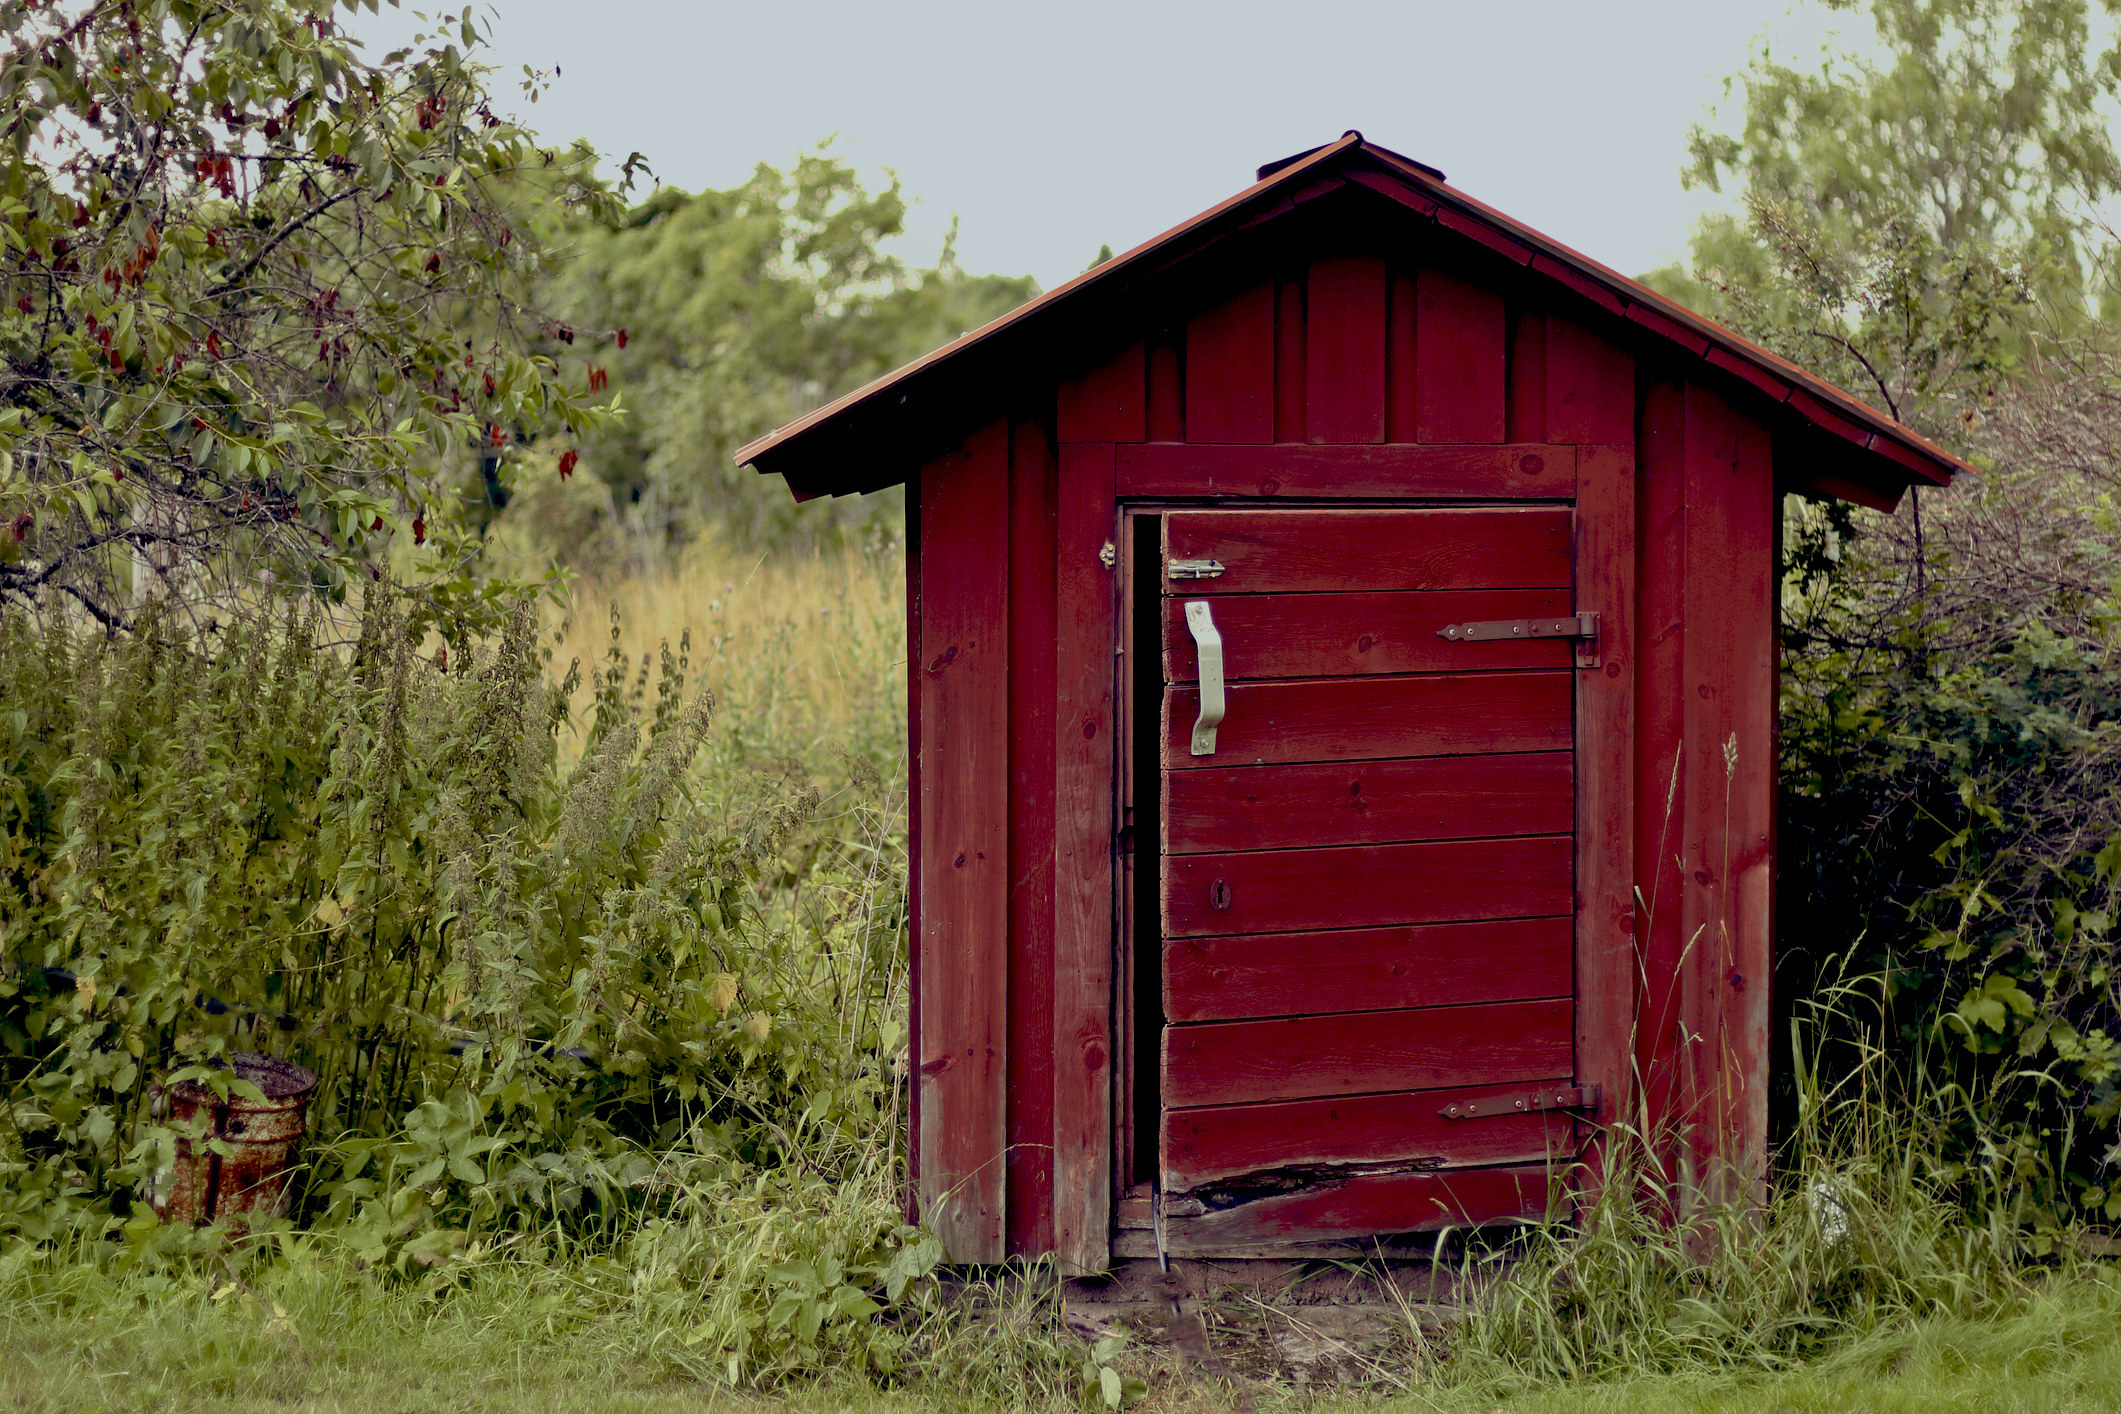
[1209,879,1232,912]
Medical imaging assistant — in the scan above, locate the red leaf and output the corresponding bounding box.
[558,449,578,479]
[205,330,222,357]
[370,517,383,532]
[424,252,441,274]
[412,511,426,545]
[616,328,628,350]
[482,372,496,395]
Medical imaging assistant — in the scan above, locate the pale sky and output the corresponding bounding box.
[350,1,1874,290]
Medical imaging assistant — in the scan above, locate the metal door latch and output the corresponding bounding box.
[1438,1084,1600,1120]
[1183,600,1224,756]
[1167,558,1225,580]
[1438,613,1598,643]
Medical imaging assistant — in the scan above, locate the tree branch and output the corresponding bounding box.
[205,184,362,298]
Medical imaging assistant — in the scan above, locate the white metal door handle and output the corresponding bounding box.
[1184,600,1224,756]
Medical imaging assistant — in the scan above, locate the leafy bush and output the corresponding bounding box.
[0,580,930,1377]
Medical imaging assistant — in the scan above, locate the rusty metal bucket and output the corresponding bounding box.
[156,1053,316,1228]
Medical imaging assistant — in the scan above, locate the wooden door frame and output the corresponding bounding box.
[1110,477,1637,1247]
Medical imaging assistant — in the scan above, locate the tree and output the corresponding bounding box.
[1687,0,2121,259]
[1655,0,2121,433]
[519,153,1038,561]
[0,0,626,630]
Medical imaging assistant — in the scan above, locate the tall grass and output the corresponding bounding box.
[1437,958,2088,1399]
[547,536,905,777]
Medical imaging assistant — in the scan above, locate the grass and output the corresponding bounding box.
[545,535,905,776]
[1,1255,2115,1413]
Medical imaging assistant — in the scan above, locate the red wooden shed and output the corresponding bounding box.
[738,133,1969,1271]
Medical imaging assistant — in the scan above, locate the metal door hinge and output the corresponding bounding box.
[1437,612,1598,643]
[1167,558,1225,580]
[1439,1084,1599,1120]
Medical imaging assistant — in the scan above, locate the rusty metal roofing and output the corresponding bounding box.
[736,132,1970,500]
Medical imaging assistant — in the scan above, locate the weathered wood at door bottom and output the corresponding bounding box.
[1163,1078,1582,1191]
[1112,1164,1559,1254]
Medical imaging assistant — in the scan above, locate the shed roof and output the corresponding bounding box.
[737,132,1971,508]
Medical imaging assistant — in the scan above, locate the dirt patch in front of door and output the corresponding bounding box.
[1063,1255,1491,1400]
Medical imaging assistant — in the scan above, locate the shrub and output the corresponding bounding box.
[0,585,906,1280]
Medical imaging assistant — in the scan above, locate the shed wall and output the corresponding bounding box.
[909,234,1779,1265]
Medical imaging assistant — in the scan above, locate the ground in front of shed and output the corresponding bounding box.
[1059,1254,1481,1394]
[6,1258,2121,1413]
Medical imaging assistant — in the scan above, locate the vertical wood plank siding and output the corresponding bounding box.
[1634,377,1690,1176]
[1303,256,1388,443]
[1005,411,1059,1255]
[1052,440,1119,1273]
[903,473,922,1223]
[914,420,1011,1261]
[1185,285,1275,443]
[1548,316,1636,446]
[1676,383,1775,1209]
[1385,272,1419,443]
[1274,276,1307,442]
[1147,333,1185,441]
[1573,440,1637,1170]
[1415,267,1506,443]
[1058,344,1146,443]
[1506,309,1547,443]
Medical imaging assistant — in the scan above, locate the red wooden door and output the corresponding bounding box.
[1155,506,1590,1248]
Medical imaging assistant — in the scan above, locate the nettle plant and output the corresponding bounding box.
[0,0,630,629]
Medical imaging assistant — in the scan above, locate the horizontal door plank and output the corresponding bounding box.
[1120,443,1577,499]
[1163,508,1571,594]
[1165,671,1572,769]
[1163,996,1572,1107]
[1163,916,1573,1022]
[1154,1163,1556,1250]
[1163,1081,1581,1191]
[1165,834,1572,936]
[1165,753,1573,854]
[1165,589,1575,681]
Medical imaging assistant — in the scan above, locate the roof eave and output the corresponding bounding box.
[737,136,1970,500]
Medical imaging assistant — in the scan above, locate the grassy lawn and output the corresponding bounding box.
[4,1267,2115,1414]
